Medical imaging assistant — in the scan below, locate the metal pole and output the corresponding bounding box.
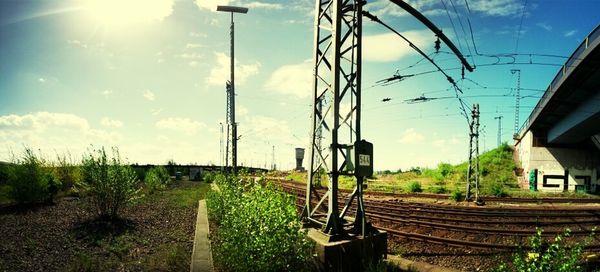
[511,69,521,139]
[473,105,481,204]
[494,116,502,147]
[219,122,224,172]
[230,13,238,174]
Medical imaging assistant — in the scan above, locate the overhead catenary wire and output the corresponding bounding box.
[448,0,474,63]
[362,10,473,126]
[514,0,528,54]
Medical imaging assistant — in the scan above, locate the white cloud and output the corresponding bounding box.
[0,112,122,161]
[189,31,207,38]
[175,52,203,60]
[536,22,552,31]
[206,52,260,86]
[240,115,291,142]
[143,89,156,101]
[67,39,88,49]
[369,0,446,17]
[265,60,312,98]
[100,117,123,128]
[186,43,203,49]
[102,89,113,97]
[468,0,523,16]
[151,108,163,116]
[155,117,206,135]
[195,0,281,11]
[564,29,578,37]
[195,0,231,11]
[363,30,432,62]
[246,2,283,9]
[398,128,425,144]
[370,0,522,17]
[37,76,58,84]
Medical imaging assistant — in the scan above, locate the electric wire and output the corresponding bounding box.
[514,0,528,54]
[448,0,474,62]
[362,10,472,127]
[441,0,464,53]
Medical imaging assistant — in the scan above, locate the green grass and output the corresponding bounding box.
[142,243,189,271]
[285,172,306,183]
[368,144,524,197]
[146,181,210,209]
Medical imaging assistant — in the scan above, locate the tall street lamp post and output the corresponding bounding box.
[217,5,248,174]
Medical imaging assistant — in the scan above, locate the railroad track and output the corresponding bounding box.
[273,180,600,251]
[269,178,600,204]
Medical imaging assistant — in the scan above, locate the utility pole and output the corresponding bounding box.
[494,115,503,147]
[225,83,230,170]
[217,5,248,174]
[271,145,275,170]
[465,104,482,204]
[302,0,368,237]
[219,122,224,172]
[511,69,521,139]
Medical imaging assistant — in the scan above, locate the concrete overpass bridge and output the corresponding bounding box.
[515,24,600,193]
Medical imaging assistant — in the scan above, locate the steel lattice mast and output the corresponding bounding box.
[302,0,366,236]
[511,69,521,139]
[465,104,481,203]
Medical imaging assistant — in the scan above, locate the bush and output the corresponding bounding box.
[407,181,422,193]
[208,179,313,271]
[495,228,595,272]
[201,171,216,183]
[428,185,447,194]
[80,147,141,220]
[450,190,463,202]
[145,166,170,193]
[55,153,81,190]
[7,147,61,204]
[206,174,242,224]
[486,181,508,197]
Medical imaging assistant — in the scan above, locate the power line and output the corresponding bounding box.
[448,0,474,62]
[362,10,472,127]
[514,0,528,54]
[440,0,464,53]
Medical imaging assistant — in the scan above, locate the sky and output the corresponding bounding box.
[0,0,599,171]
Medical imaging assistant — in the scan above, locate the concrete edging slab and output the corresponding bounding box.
[190,200,214,272]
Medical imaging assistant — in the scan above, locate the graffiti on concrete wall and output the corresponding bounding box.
[540,169,593,192]
[542,170,568,191]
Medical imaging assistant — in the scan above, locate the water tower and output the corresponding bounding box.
[294,148,305,171]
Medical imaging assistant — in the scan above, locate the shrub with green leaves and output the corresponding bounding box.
[144,166,170,192]
[428,185,447,194]
[485,180,508,197]
[407,181,422,193]
[450,190,463,202]
[80,147,141,220]
[209,181,313,271]
[205,174,242,224]
[55,153,81,190]
[7,147,61,204]
[495,228,595,272]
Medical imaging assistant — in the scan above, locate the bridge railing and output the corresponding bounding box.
[516,24,600,140]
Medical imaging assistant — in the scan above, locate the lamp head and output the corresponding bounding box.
[216,5,248,14]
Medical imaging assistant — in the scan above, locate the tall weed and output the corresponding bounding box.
[80,147,141,220]
[7,147,61,204]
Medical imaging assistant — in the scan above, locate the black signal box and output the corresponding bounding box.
[354,140,373,177]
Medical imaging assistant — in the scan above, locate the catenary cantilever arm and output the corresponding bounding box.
[387,0,474,72]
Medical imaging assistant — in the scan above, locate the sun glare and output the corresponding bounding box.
[82,0,173,28]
